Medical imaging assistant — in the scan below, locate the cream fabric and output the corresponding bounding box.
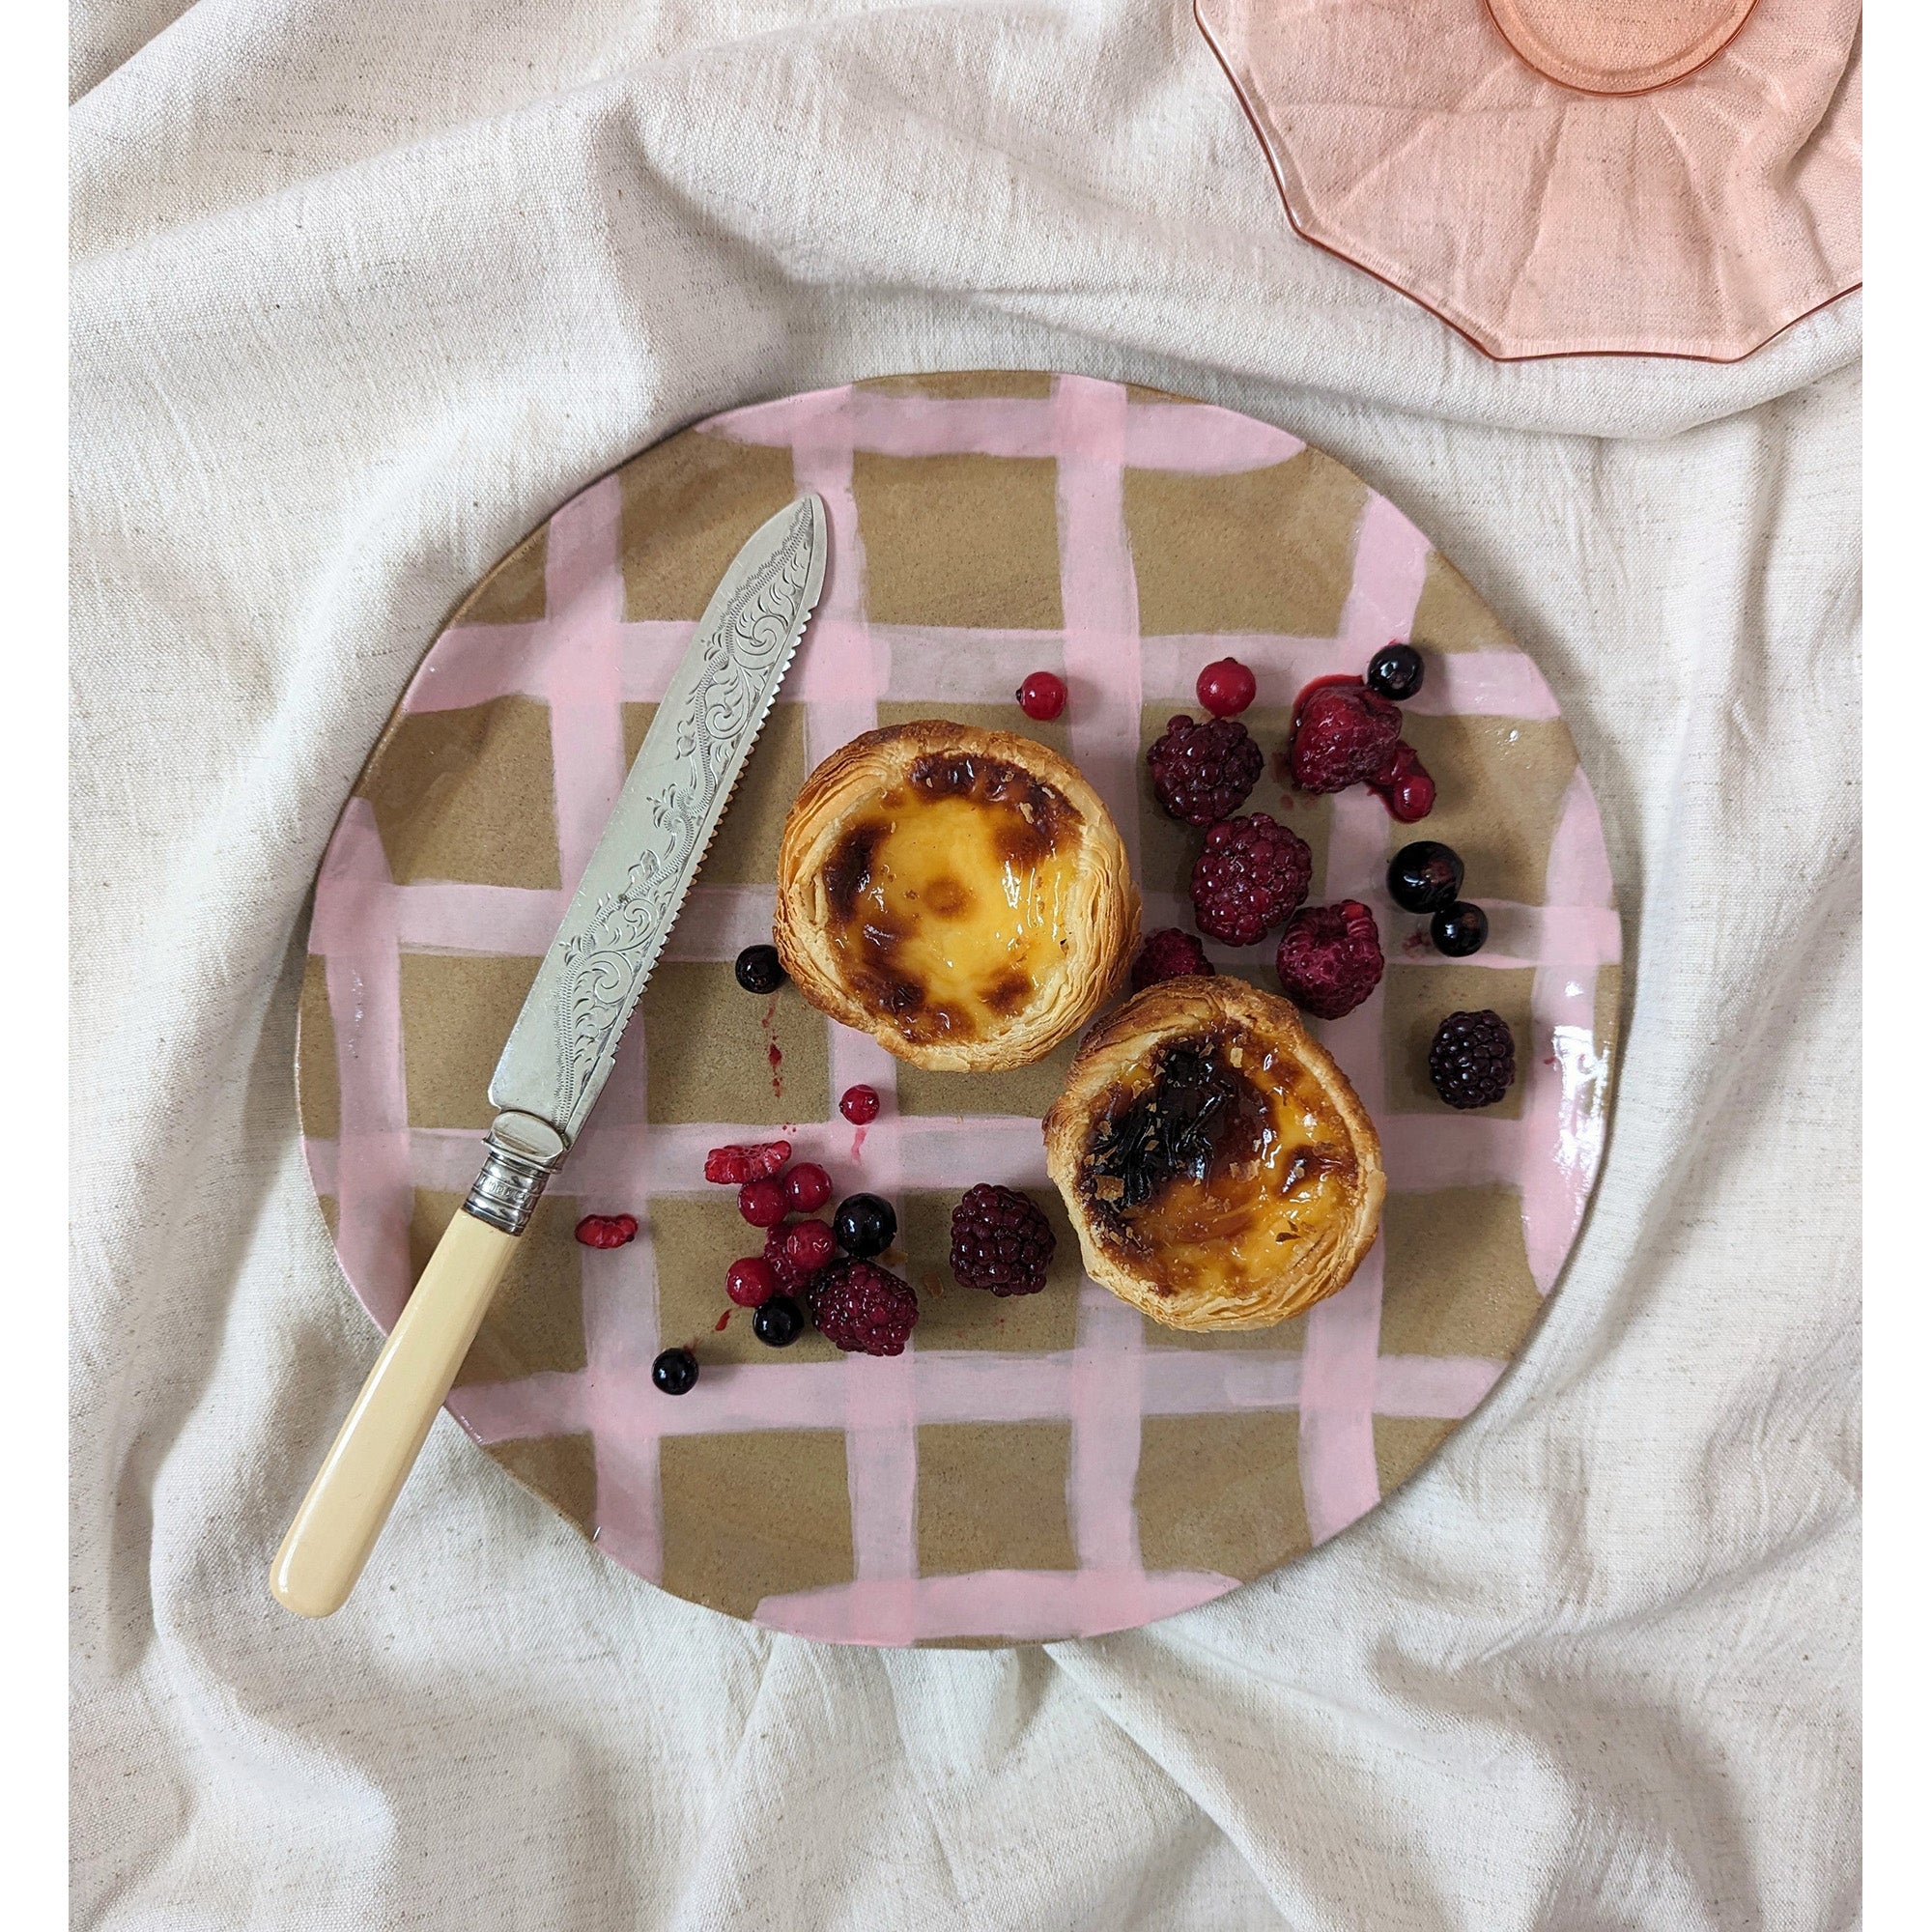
[71,2,1861,1925]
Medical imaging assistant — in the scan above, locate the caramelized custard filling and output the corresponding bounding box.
[821,753,1081,1044]
[1080,1033,1354,1297]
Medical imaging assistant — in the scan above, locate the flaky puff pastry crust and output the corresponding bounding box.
[774,721,1140,1072]
[1043,977,1385,1330]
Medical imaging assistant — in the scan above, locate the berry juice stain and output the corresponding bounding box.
[714,1309,732,1332]
[849,1125,868,1160]
[761,998,783,1098]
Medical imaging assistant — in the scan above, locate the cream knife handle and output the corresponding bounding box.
[271,1208,519,1618]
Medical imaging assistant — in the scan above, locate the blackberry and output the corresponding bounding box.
[1146,715,1264,825]
[950,1184,1056,1296]
[1428,1009,1516,1110]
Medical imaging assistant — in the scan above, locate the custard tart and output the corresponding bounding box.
[1044,977,1384,1330]
[774,721,1139,1072]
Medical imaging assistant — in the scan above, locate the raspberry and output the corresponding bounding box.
[1188,813,1313,947]
[574,1213,638,1250]
[950,1184,1056,1296]
[1016,670,1067,721]
[783,1162,833,1213]
[1147,715,1264,825]
[810,1259,920,1356]
[1130,927,1213,992]
[737,1177,789,1227]
[703,1140,791,1185]
[782,1218,838,1274]
[838,1085,880,1125]
[1290,682,1403,794]
[1275,900,1384,1019]
[726,1256,780,1308]
[1429,1009,1516,1109]
[763,1223,827,1297]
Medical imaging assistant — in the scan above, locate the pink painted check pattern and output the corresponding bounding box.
[301,377,1619,1645]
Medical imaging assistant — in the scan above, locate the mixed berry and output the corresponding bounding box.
[703,1140,791,1185]
[1188,813,1312,947]
[838,1084,881,1125]
[950,1185,1056,1297]
[1365,641,1425,701]
[734,943,786,994]
[1016,670,1067,722]
[652,1348,698,1396]
[832,1192,896,1260]
[634,635,1534,1391]
[753,1295,806,1348]
[1388,840,1464,914]
[1196,656,1258,719]
[810,1259,920,1356]
[1130,927,1212,991]
[1430,901,1489,958]
[574,1212,639,1249]
[1147,714,1264,825]
[1275,900,1385,1020]
[1287,645,1435,822]
[1429,1010,1516,1110]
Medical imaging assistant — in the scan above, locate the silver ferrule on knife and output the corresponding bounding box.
[462,1112,567,1236]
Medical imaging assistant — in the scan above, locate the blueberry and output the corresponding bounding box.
[651,1347,699,1395]
[1366,642,1425,701]
[833,1192,897,1260]
[1431,901,1489,957]
[1387,840,1464,914]
[734,944,786,995]
[753,1294,806,1348]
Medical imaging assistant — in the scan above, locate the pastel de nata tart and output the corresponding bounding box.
[774,721,1139,1072]
[1044,977,1384,1331]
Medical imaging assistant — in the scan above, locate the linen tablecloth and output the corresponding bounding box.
[71,2,1861,1924]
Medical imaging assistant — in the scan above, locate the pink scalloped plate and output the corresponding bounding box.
[1194,0,1862,361]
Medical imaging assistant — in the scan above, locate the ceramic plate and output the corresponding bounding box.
[297,373,1621,1645]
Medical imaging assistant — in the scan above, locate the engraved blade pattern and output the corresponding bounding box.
[487,495,826,1145]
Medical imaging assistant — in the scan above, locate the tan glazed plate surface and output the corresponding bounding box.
[298,373,1622,1646]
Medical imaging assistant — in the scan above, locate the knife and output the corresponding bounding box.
[271,494,828,1617]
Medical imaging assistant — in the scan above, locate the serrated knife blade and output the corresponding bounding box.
[271,493,827,1618]
[487,492,826,1153]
